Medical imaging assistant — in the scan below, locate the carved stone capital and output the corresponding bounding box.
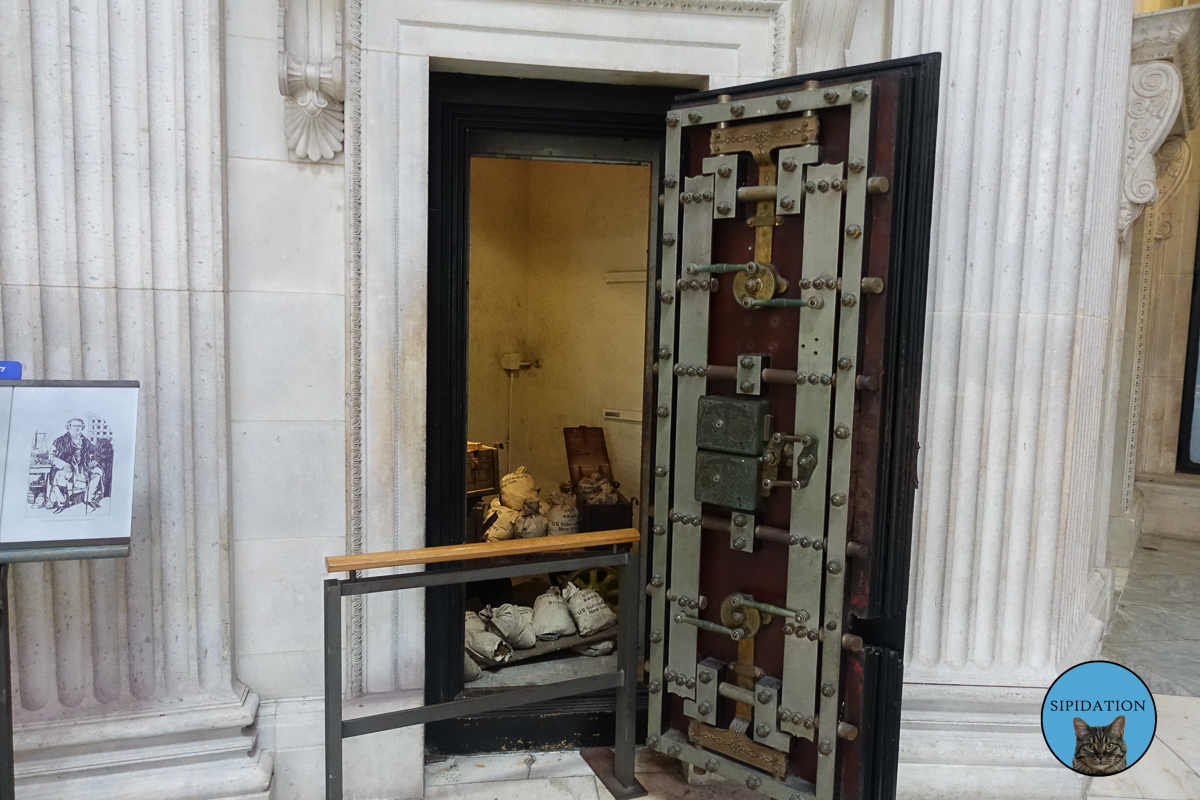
[1119,61,1182,238]
[278,0,345,162]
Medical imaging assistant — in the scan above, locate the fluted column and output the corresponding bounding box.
[0,1,269,796]
[887,5,1133,796]
[893,0,1130,685]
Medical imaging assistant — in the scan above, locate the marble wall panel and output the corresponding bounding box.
[225,34,293,163]
[228,291,346,422]
[227,158,346,294]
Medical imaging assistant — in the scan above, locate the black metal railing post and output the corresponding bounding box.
[613,552,639,790]
[0,564,13,800]
[322,541,645,800]
[324,578,343,800]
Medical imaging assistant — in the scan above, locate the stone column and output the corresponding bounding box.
[890,2,1133,797]
[0,1,270,797]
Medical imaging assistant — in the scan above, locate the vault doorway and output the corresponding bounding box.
[424,73,680,755]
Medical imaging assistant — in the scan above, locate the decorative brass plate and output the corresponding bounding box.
[688,719,788,780]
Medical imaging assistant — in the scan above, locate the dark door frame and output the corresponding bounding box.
[1178,216,1200,473]
[425,72,682,754]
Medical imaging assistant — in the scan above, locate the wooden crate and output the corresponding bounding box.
[562,426,633,532]
[466,442,500,500]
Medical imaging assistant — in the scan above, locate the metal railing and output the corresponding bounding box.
[323,529,646,800]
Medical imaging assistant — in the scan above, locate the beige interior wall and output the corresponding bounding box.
[1137,127,1200,476]
[467,158,531,463]
[467,157,651,501]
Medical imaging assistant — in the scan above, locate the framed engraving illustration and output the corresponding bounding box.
[0,381,138,556]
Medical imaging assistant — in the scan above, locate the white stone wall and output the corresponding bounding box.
[222,4,374,799]
[224,0,346,709]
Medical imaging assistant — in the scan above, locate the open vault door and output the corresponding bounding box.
[641,56,939,800]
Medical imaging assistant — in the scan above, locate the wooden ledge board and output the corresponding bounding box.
[326,528,639,573]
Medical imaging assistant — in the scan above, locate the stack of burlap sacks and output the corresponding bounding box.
[481,466,619,543]
[463,582,618,682]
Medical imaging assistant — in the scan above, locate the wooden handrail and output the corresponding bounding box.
[325,528,640,573]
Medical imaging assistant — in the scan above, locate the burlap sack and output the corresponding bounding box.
[465,611,512,665]
[464,650,483,682]
[572,640,616,657]
[480,604,536,650]
[531,588,576,640]
[500,466,539,510]
[563,582,617,636]
[577,474,618,505]
[483,498,520,542]
[513,497,549,539]
[545,490,579,536]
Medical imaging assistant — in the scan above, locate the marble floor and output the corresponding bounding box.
[1086,693,1200,800]
[424,746,764,800]
[1101,534,1200,697]
[421,695,1200,800]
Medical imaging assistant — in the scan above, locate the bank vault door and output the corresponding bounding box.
[643,57,939,800]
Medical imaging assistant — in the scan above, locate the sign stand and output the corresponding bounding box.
[0,380,138,796]
[0,563,11,800]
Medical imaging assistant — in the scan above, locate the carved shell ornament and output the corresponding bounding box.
[278,4,345,162]
[282,55,345,162]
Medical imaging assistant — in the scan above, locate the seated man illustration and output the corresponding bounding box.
[46,418,105,513]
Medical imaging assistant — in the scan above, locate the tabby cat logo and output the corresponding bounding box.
[1041,661,1156,776]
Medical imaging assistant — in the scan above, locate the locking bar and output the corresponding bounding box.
[729,593,810,624]
[706,365,798,385]
[752,523,790,544]
[743,298,807,309]
[717,681,757,705]
[699,514,802,548]
[675,613,748,640]
[737,185,777,202]
[699,514,839,551]
[687,261,768,275]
